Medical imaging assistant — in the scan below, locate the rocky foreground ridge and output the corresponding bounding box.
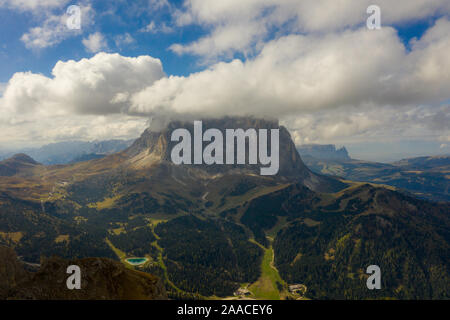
[0,246,167,300]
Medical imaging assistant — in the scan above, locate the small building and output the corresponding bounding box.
[234,288,251,296]
[288,284,306,295]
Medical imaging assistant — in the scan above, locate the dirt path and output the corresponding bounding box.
[269,247,278,273]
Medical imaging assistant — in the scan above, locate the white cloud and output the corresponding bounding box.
[21,13,76,49]
[140,21,174,34]
[83,32,108,53]
[0,113,149,148]
[20,3,94,50]
[0,0,69,12]
[171,0,450,59]
[2,52,165,116]
[0,53,165,145]
[170,20,263,60]
[131,19,450,143]
[148,0,171,11]
[114,33,135,48]
[141,21,156,32]
[135,21,450,117]
[285,104,450,145]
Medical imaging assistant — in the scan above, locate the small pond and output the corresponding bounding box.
[125,257,149,266]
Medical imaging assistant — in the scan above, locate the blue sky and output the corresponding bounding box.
[0,0,449,161]
[0,0,202,80]
[0,1,440,81]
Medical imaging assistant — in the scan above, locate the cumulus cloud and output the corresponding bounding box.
[134,20,450,118]
[132,19,450,144]
[171,0,450,59]
[0,53,165,145]
[2,53,165,116]
[83,32,108,53]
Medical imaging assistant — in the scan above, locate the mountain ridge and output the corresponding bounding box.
[0,153,40,177]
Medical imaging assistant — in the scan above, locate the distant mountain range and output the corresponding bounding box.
[298,144,450,202]
[0,118,449,300]
[298,144,351,161]
[0,140,134,165]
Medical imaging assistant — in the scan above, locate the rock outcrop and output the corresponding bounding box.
[0,246,167,300]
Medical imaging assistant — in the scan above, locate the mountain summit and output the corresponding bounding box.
[123,117,346,193]
[0,153,40,177]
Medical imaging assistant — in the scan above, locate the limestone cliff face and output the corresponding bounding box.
[125,117,306,174]
[0,247,167,300]
[123,117,346,192]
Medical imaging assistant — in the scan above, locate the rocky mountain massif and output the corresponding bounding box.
[0,117,449,299]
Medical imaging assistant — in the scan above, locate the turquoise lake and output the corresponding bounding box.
[125,257,148,265]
